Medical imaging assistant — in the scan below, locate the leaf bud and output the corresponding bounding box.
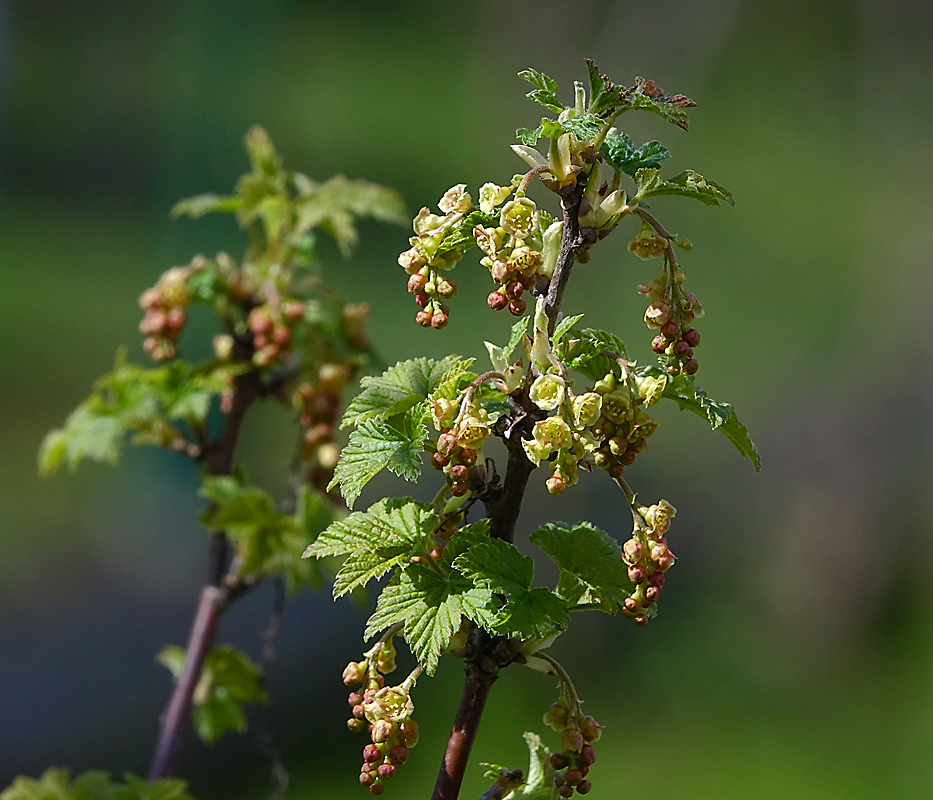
[539,220,564,278]
[510,144,549,170]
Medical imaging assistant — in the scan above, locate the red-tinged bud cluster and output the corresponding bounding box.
[432,429,479,497]
[474,223,544,317]
[543,700,601,797]
[639,271,704,377]
[406,266,454,329]
[585,373,658,481]
[138,265,196,361]
[343,640,420,795]
[247,301,303,367]
[293,362,354,493]
[620,500,677,625]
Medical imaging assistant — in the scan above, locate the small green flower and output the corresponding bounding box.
[572,392,603,428]
[473,225,503,258]
[457,415,490,448]
[479,182,512,214]
[532,416,572,452]
[413,207,445,235]
[500,197,538,238]
[530,374,566,411]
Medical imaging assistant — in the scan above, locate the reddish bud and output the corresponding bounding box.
[648,571,665,588]
[506,281,524,300]
[683,358,699,375]
[459,448,477,467]
[660,321,680,341]
[633,614,648,626]
[432,452,450,469]
[508,298,527,316]
[550,753,569,770]
[628,565,646,584]
[165,307,186,329]
[565,770,583,787]
[363,744,382,763]
[673,340,691,357]
[577,779,593,794]
[415,310,433,327]
[347,718,366,732]
[431,313,449,330]
[561,729,584,753]
[449,464,468,482]
[450,483,469,497]
[370,784,385,796]
[578,745,597,767]
[651,335,669,353]
[389,745,410,765]
[683,328,701,347]
[377,764,396,780]
[488,291,509,311]
[408,274,427,294]
[359,772,375,787]
[437,279,458,298]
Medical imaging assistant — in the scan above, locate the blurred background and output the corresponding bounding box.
[2,0,932,797]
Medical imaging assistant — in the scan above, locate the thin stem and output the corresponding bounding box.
[517,165,550,196]
[149,373,259,781]
[635,208,679,270]
[534,652,581,720]
[148,586,226,781]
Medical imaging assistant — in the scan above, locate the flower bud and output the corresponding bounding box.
[508,298,527,316]
[577,780,592,794]
[371,720,395,743]
[376,764,396,780]
[343,661,368,686]
[546,475,566,495]
[487,291,509,311]
[510,144,548,170]
[398,719,419,746]
[561,729,584,753]
[389,745,409,765]
[580,715,602,743]
[550,753,569,770]
[479,182,512,214]
[683,357,699,375]
[363,743,382,763]
[577,745,597,767]
[628,565,646,584]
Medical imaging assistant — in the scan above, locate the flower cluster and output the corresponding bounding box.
[543,698,601,797]
[293,362,354,493]
[638,265,704,377]
[620,499,677,626]
[138,265,197,361]
[246,299,304,367]
[521,366,659,494]
[343,639,419,796]
[475,191,562,317]
[430,394,490,498]
[398,184,473,328]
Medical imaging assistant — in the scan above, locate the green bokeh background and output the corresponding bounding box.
[3,1,933,798]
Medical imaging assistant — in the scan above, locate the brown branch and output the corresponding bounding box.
[148,372,259,781]
[432,170,591,800]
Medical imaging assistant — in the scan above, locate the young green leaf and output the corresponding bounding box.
[329,405,429,508]
[157,644,267,746]
[304,497,438,596]
[341,355,464,429]
[530,521,633,611]
[634,168,734,207]
[601,130,671,176]
[364,562,497,674]
[660,376,761,470]
[171,193,240,219]
[551,313,584,348]
[556,327,628,382]
[625,92,691,130]
[435,210,501,255]
[0,770,193,800]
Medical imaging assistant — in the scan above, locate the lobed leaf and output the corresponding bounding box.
[660,375,761,470]
[601,130,671,176]
[556,328,628,382]
[531,521,633,611]
[634,168,734,207]
[329,406,429,508]
[341,356,463,429]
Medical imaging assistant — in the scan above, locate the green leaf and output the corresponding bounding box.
[561,114,603,142]
[634,168,734,207]
[170,193,240,219]
[329,405,429,507]
[38,405,124,475]
[341,356,464,429]
[601,131,671,176]
[556,328,628,382]
[584,61,631,118]
[428,358,476,404]
[551,314,584,348]
[305,497,438,596]
[200,476,329,591]
[364,562,497,674]
[0,770,193,800]
[501,732,558,800]
[518,68,558,96]
[494,587,569,639]
[660,376,761,470]
[159,644,266,746]
[516,126,544,146]
[531,522,632,611]
[435,210,501,255]
[626,91,691,130]
[518,69,563,113]
[486,317,530,371]
[293,174,407,257]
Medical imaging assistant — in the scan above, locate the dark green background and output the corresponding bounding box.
[3,1,932,798]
